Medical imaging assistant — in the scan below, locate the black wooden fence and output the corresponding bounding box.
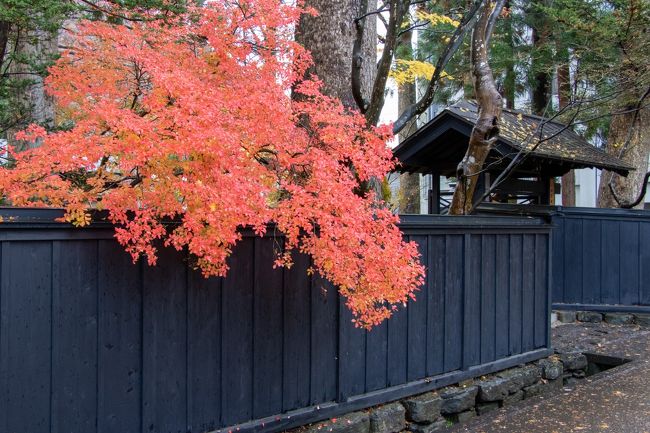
[0,208,552,433]
[478,204,650,313]
[549,206,650,313]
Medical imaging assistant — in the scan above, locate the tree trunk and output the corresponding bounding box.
[530,0,551,116]
[502,0,515,109]
[396,26,420,214]
[557,51,575,206]
[6,26,59,150]
[296,0,376,110]
[597,107,650,209]
[449,2,503,215]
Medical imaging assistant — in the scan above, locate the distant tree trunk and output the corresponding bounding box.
[557,50,575,206]
[6,26,59,151]
[530,3,550,116]
[295,0,376,110]
[502,0,516,109]
[597,106,650,209]
[396,26,420,214]
[449,1,503,215]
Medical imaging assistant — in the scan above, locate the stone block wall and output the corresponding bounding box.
[298,353,590,433]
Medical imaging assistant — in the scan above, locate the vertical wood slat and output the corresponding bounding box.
[142,246,188,433]
[0,242,52,433]
[221,237,254,426]
[253,237,284,419]
[534,235,548,349]
[601,220,621,305]
[97,241,142,433]
[509,235,523,356]
[521,235,535,353]
[563,218,583,303]
[494,236,510,359]
[480,235,496,364]
[463,235,481,369]
[51,241,98,433]
[310,273,337,405]
[581,219,601,304]
[641,223,650,305]
[187,268,221,432]
[426,235,445,376]
[444,235,463,372]
[551,217,565,303]
[387,234,408,387]
[407,235,428,380]
[282,251,311,411]
[619,222,639,305]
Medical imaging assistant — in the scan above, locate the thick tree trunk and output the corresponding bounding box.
[502,0,515,109]
[6,26,59,150]
[557,54,576,206]
[296,0,376,110]
[396,27,420,214]
[449,2,503,215]
[530,1,551,116]
[597,107,650,209]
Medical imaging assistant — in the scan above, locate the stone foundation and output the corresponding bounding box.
[297,353,589,433]
[554,310,650,326]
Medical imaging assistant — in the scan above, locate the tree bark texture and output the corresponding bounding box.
[530,4,550,116]
[557,51,576,206]
[597,106,650,209]
[296,0,376,110]
[5,26,59,151]
[396,27,420,214]
[449,2,503,215]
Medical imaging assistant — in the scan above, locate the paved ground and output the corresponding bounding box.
[448,322,650,433]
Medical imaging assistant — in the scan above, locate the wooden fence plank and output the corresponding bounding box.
[221,238,255,426]
[619,222,639,305]
[426,235,445,376]
[463,235,481,369]
[407,235,428,381]
[142,246,188,433]
[480,235,496,364]
[310,274,338,404]
[187,269,222,432]
[581,219,601,304]
[641,223,650,305]
[1,241,52,433]
[521,235,535,353]
[253,237,284,418]
[509,235,523,356]
[51,240,98,433]
[282,251,311,411]
[444,235,463,371]
[495,236,510,359]
[97,241,143,433]
[564,218,583,303]
[534,235,548,348]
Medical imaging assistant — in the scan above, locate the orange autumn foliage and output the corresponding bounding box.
[0,1,424,328]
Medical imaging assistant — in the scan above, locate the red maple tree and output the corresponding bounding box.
[0,1,424,328]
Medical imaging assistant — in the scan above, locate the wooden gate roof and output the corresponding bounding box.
[393,100,633,177]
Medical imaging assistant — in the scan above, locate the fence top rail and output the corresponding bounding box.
[476,203,650,222]
[0,206,550,233]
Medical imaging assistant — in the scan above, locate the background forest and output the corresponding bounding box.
[1,0,649,210]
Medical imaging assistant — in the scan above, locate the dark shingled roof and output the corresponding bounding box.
[394,100,633,176]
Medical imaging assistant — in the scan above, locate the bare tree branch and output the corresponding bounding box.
[392,0,484,134]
